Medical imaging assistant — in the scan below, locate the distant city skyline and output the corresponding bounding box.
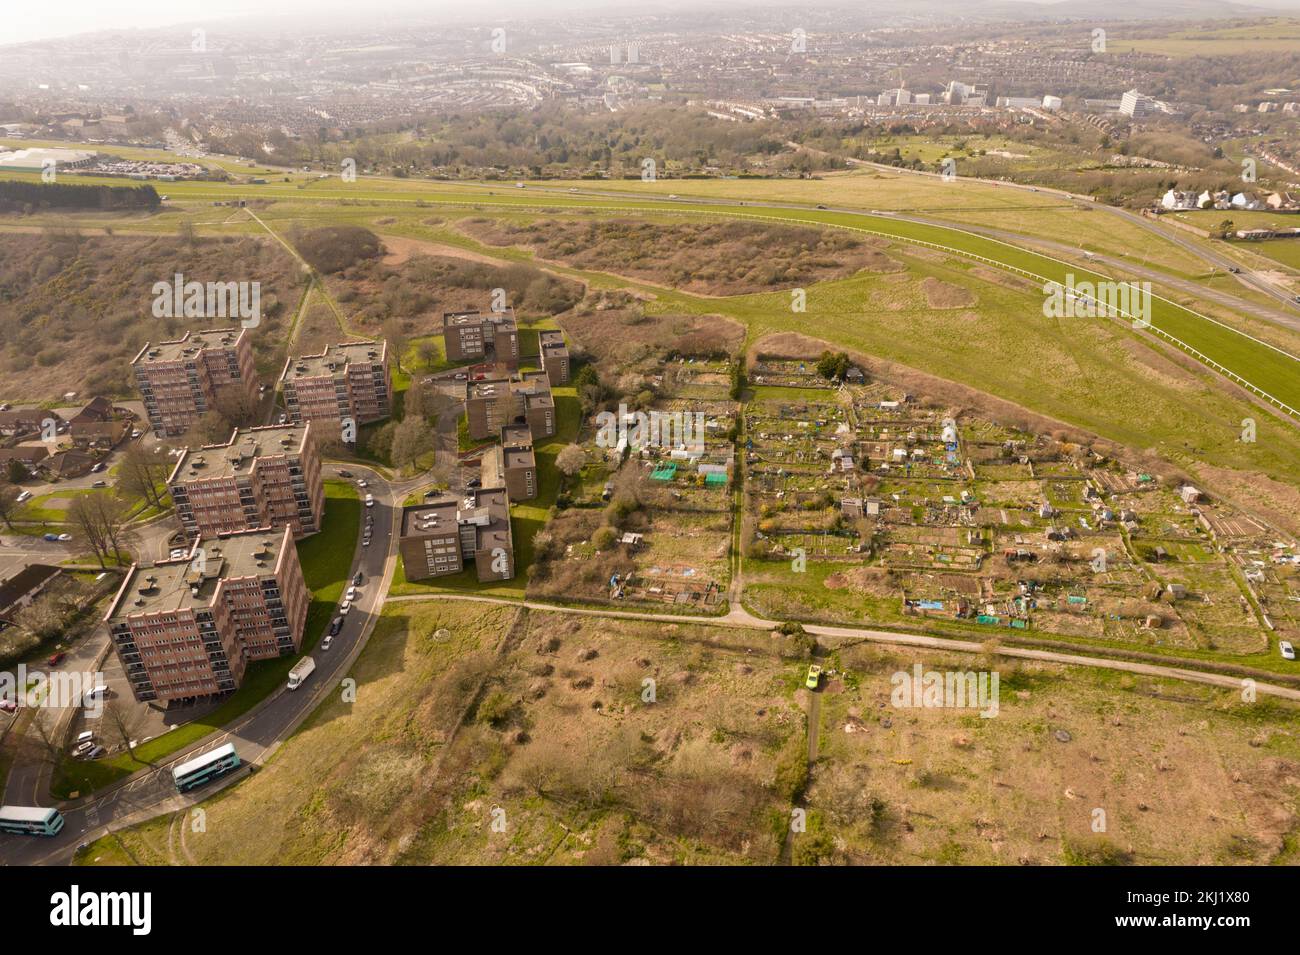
[7,0,1299,49]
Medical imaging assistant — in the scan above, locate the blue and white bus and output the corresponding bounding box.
[0,805,65,837]
[172,743,242,793]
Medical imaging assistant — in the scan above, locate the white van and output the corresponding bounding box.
[15,490,32,503]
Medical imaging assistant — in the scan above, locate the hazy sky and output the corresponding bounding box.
[3,0,1300,47]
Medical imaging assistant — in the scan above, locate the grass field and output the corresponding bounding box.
[76,602,1300,865]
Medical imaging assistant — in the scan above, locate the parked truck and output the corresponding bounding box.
[286,656,316,690]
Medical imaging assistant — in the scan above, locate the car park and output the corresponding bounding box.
[85,745,107,759]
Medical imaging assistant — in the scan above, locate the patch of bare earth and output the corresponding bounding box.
[921,276,978,309]
[459,216,902,295]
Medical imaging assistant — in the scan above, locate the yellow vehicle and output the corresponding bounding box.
[805,664,822,690]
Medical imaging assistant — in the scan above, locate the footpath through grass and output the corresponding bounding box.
[50,480,361,799]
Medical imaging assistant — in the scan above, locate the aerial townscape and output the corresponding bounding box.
[0,0,1298,915]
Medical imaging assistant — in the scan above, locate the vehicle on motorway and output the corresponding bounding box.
[805,664,822,690]
[0,805,65,837]
[1282,641,1296,661]
[172,742,242,792]
[47,651,66,666]
[287,656,316,690]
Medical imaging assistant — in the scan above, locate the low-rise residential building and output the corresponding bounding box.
[131,329,259,437]
[465,371,555,441]
[0,564,63,620]
[168,423,325,540]
[280,341,392,435]
[442,309,520,368]
[399,487,515,583]
[104,525,310,703]
[0,408,61,438]
[481,424,537,501]
[538,329,571,385]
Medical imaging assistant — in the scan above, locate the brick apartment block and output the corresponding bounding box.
[481,423,537,501]
[537,329,571,385]
[168,422,325,540]
[280,341,391,435]
[131,328,259,438]
[399,487,514,583]
[442,309,520,369]
[465,371,555,442]
[104,525,309,703]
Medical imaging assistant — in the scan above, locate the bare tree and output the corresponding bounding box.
[556,444,586,477]
[390,415,435,472]
[383,318,409,373]
[0,483,20,530]
[68,493,132,567]
[28,708,67,773]
[117,443,171,510]
[103,698,150,762]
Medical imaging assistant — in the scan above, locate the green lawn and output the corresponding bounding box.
[50,480,361,799]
